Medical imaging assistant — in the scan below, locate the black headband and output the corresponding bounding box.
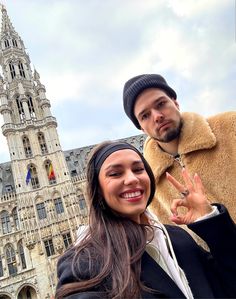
[94,142,139,174]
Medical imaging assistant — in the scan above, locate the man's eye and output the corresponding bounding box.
[141,113,149,120]
[134,167,145,173]
[157,101,165,108]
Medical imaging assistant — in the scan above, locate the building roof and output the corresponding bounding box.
[0,134,146,196]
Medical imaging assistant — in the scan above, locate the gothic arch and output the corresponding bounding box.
[22,135,32,158]
[17,239,26,270]
[4,243,17,276]
[37,132,48,154]
[0,210,12,234]
[12,207,20,230]
[0,292,12,299]
[25,94,35,118]
[17,283,38,299]
[26,164,40,189]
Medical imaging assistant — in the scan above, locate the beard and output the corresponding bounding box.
[153,119,183,143]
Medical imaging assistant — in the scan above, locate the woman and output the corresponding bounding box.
[56,141,236,299]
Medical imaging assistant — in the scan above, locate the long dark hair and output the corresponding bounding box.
[56,141,156,299]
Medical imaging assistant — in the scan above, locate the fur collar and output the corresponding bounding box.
[144,112,217,182]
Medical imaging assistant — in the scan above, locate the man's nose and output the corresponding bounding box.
[152,109,163,123]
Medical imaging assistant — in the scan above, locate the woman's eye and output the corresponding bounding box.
[108,172,121,177]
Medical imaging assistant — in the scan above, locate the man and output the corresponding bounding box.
[123,74,236,224]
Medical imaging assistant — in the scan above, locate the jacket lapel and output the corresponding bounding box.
[141,252,186,298]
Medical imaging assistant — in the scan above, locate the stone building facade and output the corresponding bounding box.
[0,6,145,299]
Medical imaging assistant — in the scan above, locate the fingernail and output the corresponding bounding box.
[166,172,170,177]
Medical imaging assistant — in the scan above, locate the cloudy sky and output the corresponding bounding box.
[0,0,235,163]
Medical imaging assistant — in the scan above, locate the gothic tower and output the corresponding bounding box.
[0,5,87,298]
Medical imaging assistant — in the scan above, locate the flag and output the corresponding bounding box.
[48,163,55,180]
[26,168,31,185]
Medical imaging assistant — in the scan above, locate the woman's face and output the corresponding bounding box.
[98,149,151,223]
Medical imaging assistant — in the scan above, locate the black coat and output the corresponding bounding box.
[57,204,236,298]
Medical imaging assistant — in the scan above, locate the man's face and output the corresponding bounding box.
[134,88,182,143]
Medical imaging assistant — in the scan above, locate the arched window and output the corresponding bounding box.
[36,202,47,220]
[9,61,16,79]
[5,244,17,275]
[22,136,32,158]
[45,161,56,185]
[38,132,48,154]
[26,287,32,299]
[18,240,26,270]
[4,39,10,48]
[12,39,18,47]
[16,95,25,122]
[0,256,3,277]
[12,207,20,230]
[79,196,87,210]
[1,210,12,234]
[26,95,35,118]
[27,164,40,189]
[54,197,64,214]
[18,62,25,78]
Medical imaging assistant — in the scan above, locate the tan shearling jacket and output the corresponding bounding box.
[144,111,236,224]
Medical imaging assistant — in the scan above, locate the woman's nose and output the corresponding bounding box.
[124,170,139,185]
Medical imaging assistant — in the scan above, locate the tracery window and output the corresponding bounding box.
[36,202,47,220]
[62,232,72,249]
[44,239,55,257]
[79,197,87,210]
[12,207,20,230]
[9,61,16,79]
[38,132,48,154]
[18,240,26,269]
[16,95,25,122]
[54,197,64,214]
[4,39,10,48]
[5,244,17,275]
[18,62,25,78]
[1,210,12,234]
[26,95,35,118]
[22,136,32,158]
[12,39,18,47]
[0,256,3,277]
[27,164,40,189]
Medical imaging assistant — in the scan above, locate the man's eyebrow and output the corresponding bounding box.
[137,97,166,119]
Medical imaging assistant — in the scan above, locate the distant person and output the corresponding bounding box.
[123,74,236,224]
[55,141,236,299]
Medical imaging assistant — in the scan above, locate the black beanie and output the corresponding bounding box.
[123,74,177,129]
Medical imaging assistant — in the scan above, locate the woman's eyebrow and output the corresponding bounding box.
[104,160,143,170]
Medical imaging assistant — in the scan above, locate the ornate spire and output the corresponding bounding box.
[0,4,18,37]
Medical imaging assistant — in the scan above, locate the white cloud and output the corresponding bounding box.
[0,0,235,163]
